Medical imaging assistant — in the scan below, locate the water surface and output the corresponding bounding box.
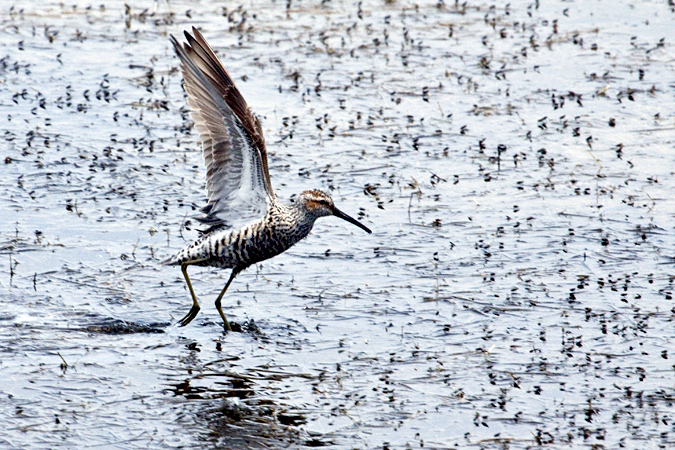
[1,1,674,448]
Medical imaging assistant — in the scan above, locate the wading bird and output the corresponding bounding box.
[164,28,372,331]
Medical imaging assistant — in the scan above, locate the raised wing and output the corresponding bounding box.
[171,27,275,230]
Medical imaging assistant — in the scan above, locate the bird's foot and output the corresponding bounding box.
[177,304,200,327]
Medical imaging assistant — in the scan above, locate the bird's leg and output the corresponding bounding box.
[178,263,201,326]
[214,268,241,332]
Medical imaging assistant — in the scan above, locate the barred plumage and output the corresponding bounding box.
[165,29,372,331]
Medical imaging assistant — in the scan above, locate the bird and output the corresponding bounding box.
[164,27,372,331]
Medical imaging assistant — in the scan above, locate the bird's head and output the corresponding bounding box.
[298,189,372,234]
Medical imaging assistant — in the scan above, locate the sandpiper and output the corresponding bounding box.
[164,28,372,331]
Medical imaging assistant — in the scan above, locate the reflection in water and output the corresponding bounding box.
[167,362,325,449]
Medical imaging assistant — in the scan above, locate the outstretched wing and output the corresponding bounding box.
[171,27,275,229]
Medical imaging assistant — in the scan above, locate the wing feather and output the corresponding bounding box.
[171,28,275,229]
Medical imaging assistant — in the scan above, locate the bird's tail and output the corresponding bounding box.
[161,254,180,266]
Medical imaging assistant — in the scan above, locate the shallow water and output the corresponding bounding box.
[1,0,675,448]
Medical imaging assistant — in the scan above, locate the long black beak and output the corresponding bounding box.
[333,208,372,234]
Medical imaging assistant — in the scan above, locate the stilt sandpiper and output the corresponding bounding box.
[164,28,372,331]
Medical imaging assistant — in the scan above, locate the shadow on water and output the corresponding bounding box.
[83,315,272,337]
[83,317,169,334]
